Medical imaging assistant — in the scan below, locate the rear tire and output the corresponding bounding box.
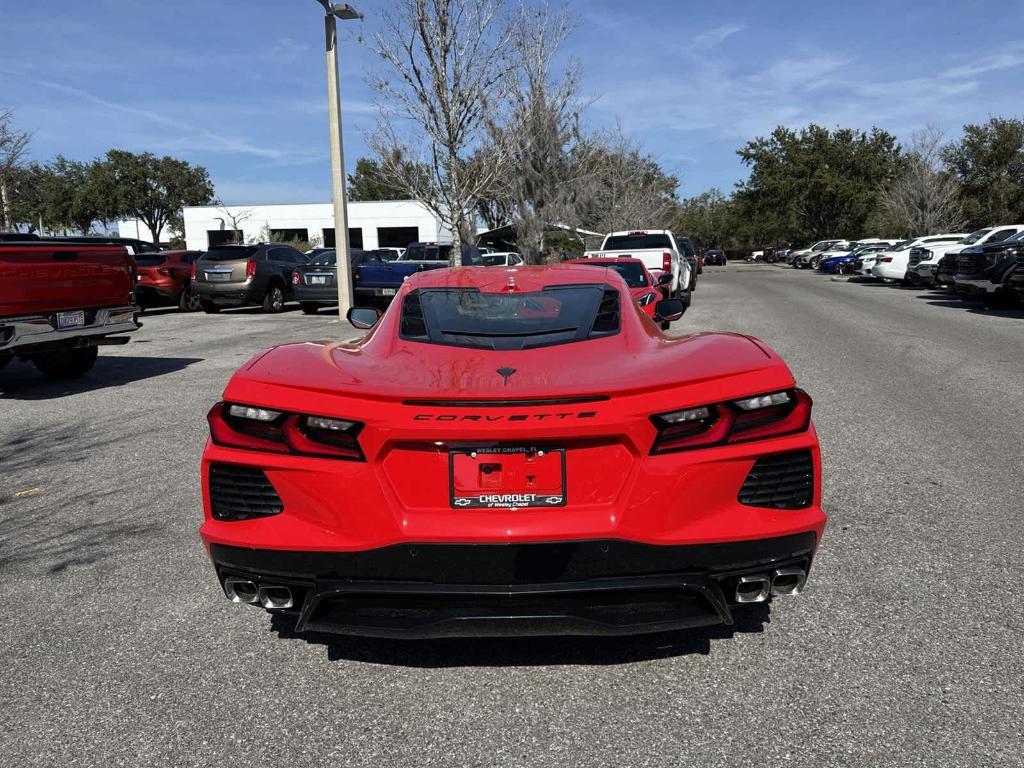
[178,285,201,312]
[31,346,98,379]
[300,302,320,315]
[262,284,285,313]
[200,300,221,314]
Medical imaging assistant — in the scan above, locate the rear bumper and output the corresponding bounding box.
[0,305,139,354]
[871,263,905,280]
[135,282,180,302]
[210,533,817,637]
[294,284,338,304]
[193,279,259,305]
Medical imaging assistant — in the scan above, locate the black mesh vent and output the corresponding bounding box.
[400,290,428,339]
[738,451,814,510]
[957,253,986,277]
[209,463,283,521]
[590,289,620,335]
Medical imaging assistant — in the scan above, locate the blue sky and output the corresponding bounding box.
[3,0,1023,204]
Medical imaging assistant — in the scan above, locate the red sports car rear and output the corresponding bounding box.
[200,266,825,637]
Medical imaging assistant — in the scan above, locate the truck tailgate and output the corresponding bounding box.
[0,244,134,316]
[356,261,447,288]
[587,249,666,272]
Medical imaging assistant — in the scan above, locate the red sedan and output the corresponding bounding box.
[135,250,204,311]
[200,265,825,637]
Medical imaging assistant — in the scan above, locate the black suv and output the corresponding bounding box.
[192,243,309,313]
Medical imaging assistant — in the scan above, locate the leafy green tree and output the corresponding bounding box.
[942,117,1024,227]
[347,157,419,202]
[671,187,736,250]
[92,150,214,242]
[734,124,901,244]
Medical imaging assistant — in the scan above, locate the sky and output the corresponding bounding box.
[2,0,1023,205]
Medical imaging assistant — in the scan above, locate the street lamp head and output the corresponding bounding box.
[331,3,362,20]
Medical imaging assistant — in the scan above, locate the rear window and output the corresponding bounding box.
[481,254,509,266]
[135,254,166,266]
[203,246,258,261]
[403,244,451,261]
[310,250,337,266]
[602,233,672,250]
[400,286,619,350]
[574,261,648,287]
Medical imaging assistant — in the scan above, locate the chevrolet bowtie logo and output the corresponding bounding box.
[496,367,516,385]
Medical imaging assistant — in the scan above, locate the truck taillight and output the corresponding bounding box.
[246,258,256,279]
[663,251,671,273]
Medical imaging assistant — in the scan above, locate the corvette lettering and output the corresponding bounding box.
[414,412,596,422]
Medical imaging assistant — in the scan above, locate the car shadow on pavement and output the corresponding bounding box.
[915,293,1024,318]
[0,355,202,400]
[268,605,772,667]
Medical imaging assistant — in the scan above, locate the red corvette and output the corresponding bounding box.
[563,257,668,323]
[200,265,825,637]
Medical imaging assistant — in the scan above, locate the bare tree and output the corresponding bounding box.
[498,2,583,263]
[881,125,965,235]
[366,0,518,266]
[0,108,32,230]
[214,199,253,243]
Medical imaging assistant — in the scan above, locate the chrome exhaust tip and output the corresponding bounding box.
[224,578,259,604]
[734,574,771,603]
[771,567,807,596]
[258,585,294,610]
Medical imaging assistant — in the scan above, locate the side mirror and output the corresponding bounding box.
[657,272,673,285]
[347,306,382,330]
[654,299,685,323]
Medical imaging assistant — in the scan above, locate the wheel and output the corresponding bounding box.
[178,285,202,312]
[262,284,285,313]
[660,320,670,331]
[199,300,221,314]
[31,346,98,379]
[300,302,320,315]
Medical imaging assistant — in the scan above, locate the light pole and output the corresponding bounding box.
[313,0,361,317]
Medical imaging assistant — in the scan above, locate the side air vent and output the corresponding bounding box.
[209,463,284,521]
[400,290,428,339]
[738,451,814,510]
[590,289,620,335]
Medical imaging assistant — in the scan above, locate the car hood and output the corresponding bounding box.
[226,331,791,403]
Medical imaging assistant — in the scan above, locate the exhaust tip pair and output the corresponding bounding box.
[734,567,806,604]
[223,578,294,609]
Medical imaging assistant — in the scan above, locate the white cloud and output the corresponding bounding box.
[942,46,1024,79]
[689,24,745,51]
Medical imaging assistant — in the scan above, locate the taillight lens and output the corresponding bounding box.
[650,389,812,454]
[246,258,256,279]
[191,261,197,279]
[879,257,893,263]
[207,402,365,461]
[292,270,300,285]
[663,251,672,273]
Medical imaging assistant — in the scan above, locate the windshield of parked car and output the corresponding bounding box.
[400,286,618,350]
[811,241,836,251]
[202,246,258,261]
[573,261,648,287]
[960,228,992,245]
[1005,230,1024,243]
[602,233,673,250]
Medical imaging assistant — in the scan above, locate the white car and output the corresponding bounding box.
[480,251,525,267]
[868,234,968,281]
[906,226,1024,285]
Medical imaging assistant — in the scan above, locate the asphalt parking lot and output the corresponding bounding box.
[2,265,1022,767]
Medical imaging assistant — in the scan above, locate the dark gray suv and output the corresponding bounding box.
[192,243,308,313]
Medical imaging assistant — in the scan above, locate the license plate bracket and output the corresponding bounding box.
[450,447,565,508]
[55,310,85,329]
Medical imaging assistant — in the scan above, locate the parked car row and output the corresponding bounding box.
[784,225,1024,308]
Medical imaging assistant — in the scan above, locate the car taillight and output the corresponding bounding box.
[246,258,256,279]
[191,261,197,279]
[292,270,300,285]
[650,389,812,454]
[663,251,672,272]
[207,402,365,461]
[879,257,893,263]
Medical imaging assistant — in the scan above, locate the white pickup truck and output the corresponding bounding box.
[584,230,694,304]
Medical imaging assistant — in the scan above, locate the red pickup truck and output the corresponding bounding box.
[0,242,140,378]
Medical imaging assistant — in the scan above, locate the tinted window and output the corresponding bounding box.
[602,233,672,250]
[400,286,619,350]
[135,254,166,266]
[987,228,1018,243]
[202,246,258,261]
[481,254,510,266]
[574,261,648,287]
[961,228,992,244]
[310,250,337,266]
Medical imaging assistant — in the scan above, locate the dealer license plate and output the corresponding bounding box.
[205,271,231,281]
[450,447,565,508]
[311,276,328,285]
[56,310,85,329]
[376,288,397,296]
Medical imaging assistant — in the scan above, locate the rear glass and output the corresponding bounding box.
[310,250,337,266]
[400,286,619,350]
[574,261,648,287]
[602,233,672,250]
[135,254,166,266]
[403,244,451,261]
[203,246,258,261]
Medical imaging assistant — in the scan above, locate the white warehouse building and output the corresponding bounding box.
[119,200,450,251]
